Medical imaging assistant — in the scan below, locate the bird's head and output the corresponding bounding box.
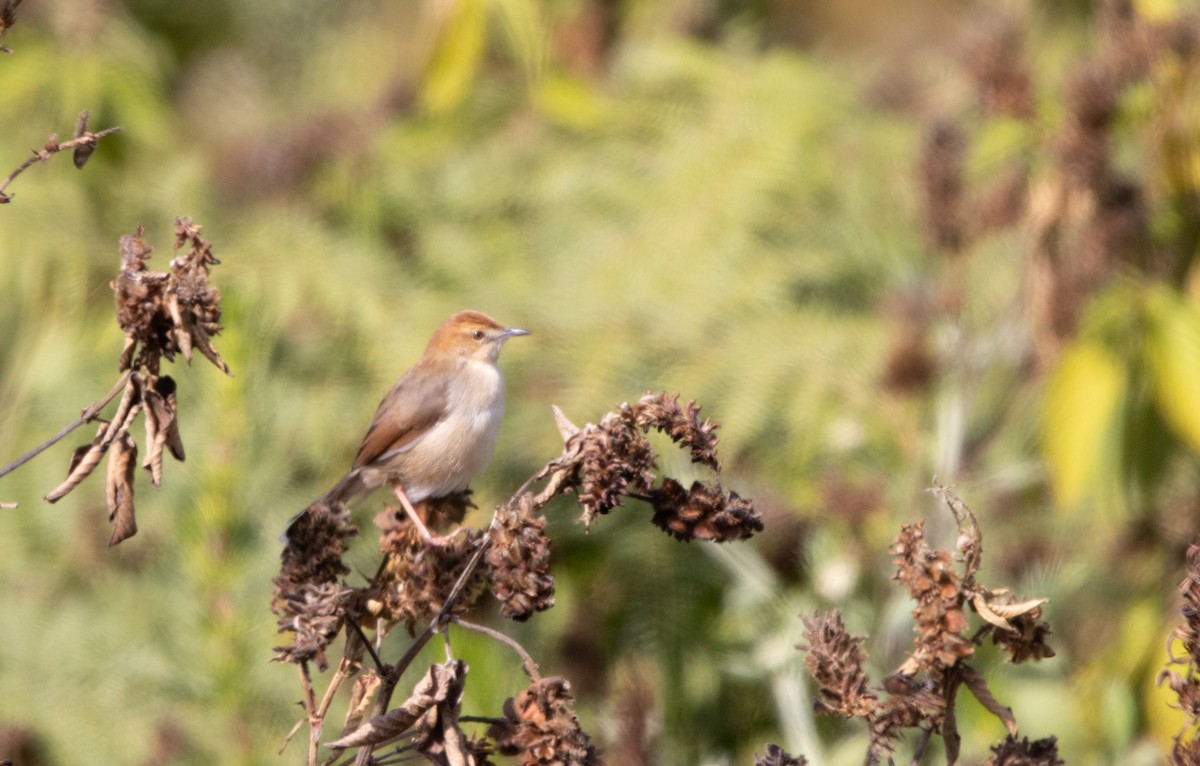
[427,310,531,363]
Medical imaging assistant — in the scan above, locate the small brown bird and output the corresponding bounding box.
[287,310,529,541]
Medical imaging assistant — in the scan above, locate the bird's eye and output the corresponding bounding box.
[471,329,485,341]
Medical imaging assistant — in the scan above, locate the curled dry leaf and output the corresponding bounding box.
[340,672,383,740]
[106,431,138,546]
[961,664,1017,736]
[46,377,140,503]
[328,661,465,750]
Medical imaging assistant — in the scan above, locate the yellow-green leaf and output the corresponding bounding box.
[421,0,488,113]
[493,0,546,82]
[1043,341,1126,506]
[533,70,610,129]
[1144,287,1200,452]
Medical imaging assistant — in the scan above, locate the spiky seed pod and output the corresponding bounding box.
[490,677,600,766]
[271,501,357,668]
[646,478,762,543]
[891,522,975,671]
[378,519,487,634]
[487,496,555,621]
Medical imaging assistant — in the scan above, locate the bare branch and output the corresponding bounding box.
[0,111,121,203]
[452,616,542,681]
[0,370,131,481]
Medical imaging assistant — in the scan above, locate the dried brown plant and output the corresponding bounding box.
[753,744,807,766]
[0,0,23,53]
[1159,536,1200,763]
[271,392,761,765]
[0,218,229,545]
[490,677,600,765]
[794,485,1055,765]
[0,111,121,202]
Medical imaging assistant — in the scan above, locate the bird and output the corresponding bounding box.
[285,310,530,543]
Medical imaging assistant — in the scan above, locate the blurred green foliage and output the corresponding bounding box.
[1,1,1199,764]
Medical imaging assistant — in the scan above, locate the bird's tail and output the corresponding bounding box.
[281,470,368,540]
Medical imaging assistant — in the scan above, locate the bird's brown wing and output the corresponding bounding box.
[352,365,452,469]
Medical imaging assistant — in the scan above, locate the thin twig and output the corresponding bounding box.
[452,616,542,681]
[0,370,131,481]
[0,124,123,196]
[347,618,387,675]
[300,662,320,766]
[0,112,121,203]
[458,715,506,725]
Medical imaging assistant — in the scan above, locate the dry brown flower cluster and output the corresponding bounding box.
[1159,536,1200,764]
[545,392,759,540]
[753,744,807,766]
[378,512,488,634]
[983,735,1065,766]
[0,218,229,546]
[487,495,555,621]
[490,677,600,765]
[794,486,1057,765]
[271,392,760,765]
[272,501,357,669]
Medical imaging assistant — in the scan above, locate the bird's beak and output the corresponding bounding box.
[502,327,531,339]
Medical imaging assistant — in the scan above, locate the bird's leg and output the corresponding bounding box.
[390,482,436,544]
[390,482,452,547]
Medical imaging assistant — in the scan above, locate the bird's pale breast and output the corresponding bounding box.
[380,359,505,502]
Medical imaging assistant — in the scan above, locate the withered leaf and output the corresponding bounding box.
[961,664,1017,735]
[340,671,383,738]
[972,593,1015,632]
[156,375,185,460]
[187,318,231,376]
[47,376,141,503]
[106,431,138,546]
[165,292,193,363]
[72,138,96,169]
[142,385,164,488]
[988,597,1050,621]
[328,661,464,750]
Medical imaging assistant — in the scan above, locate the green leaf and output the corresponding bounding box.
[1144,286,1200,452]
[420,0,489,113]
[1043,341,1126,506]
[493,0,546,83]
[532,70,610,128]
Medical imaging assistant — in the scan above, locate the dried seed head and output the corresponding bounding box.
[799,611,879,719]
[630,392,720,471]
[983,734,1064,766]
[110,220,228,375]
[490,677,600,765]
[271,500,357,668]
[891,522,974,671]
[754,744,807,766]
[487,495,555,621]
[378,517,487,634]
[646,478,762,543]
[570,410,657,527]
[991,608,1056,664]
[272,580,353,669]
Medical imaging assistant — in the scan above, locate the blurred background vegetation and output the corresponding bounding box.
[1,0,1200,763]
